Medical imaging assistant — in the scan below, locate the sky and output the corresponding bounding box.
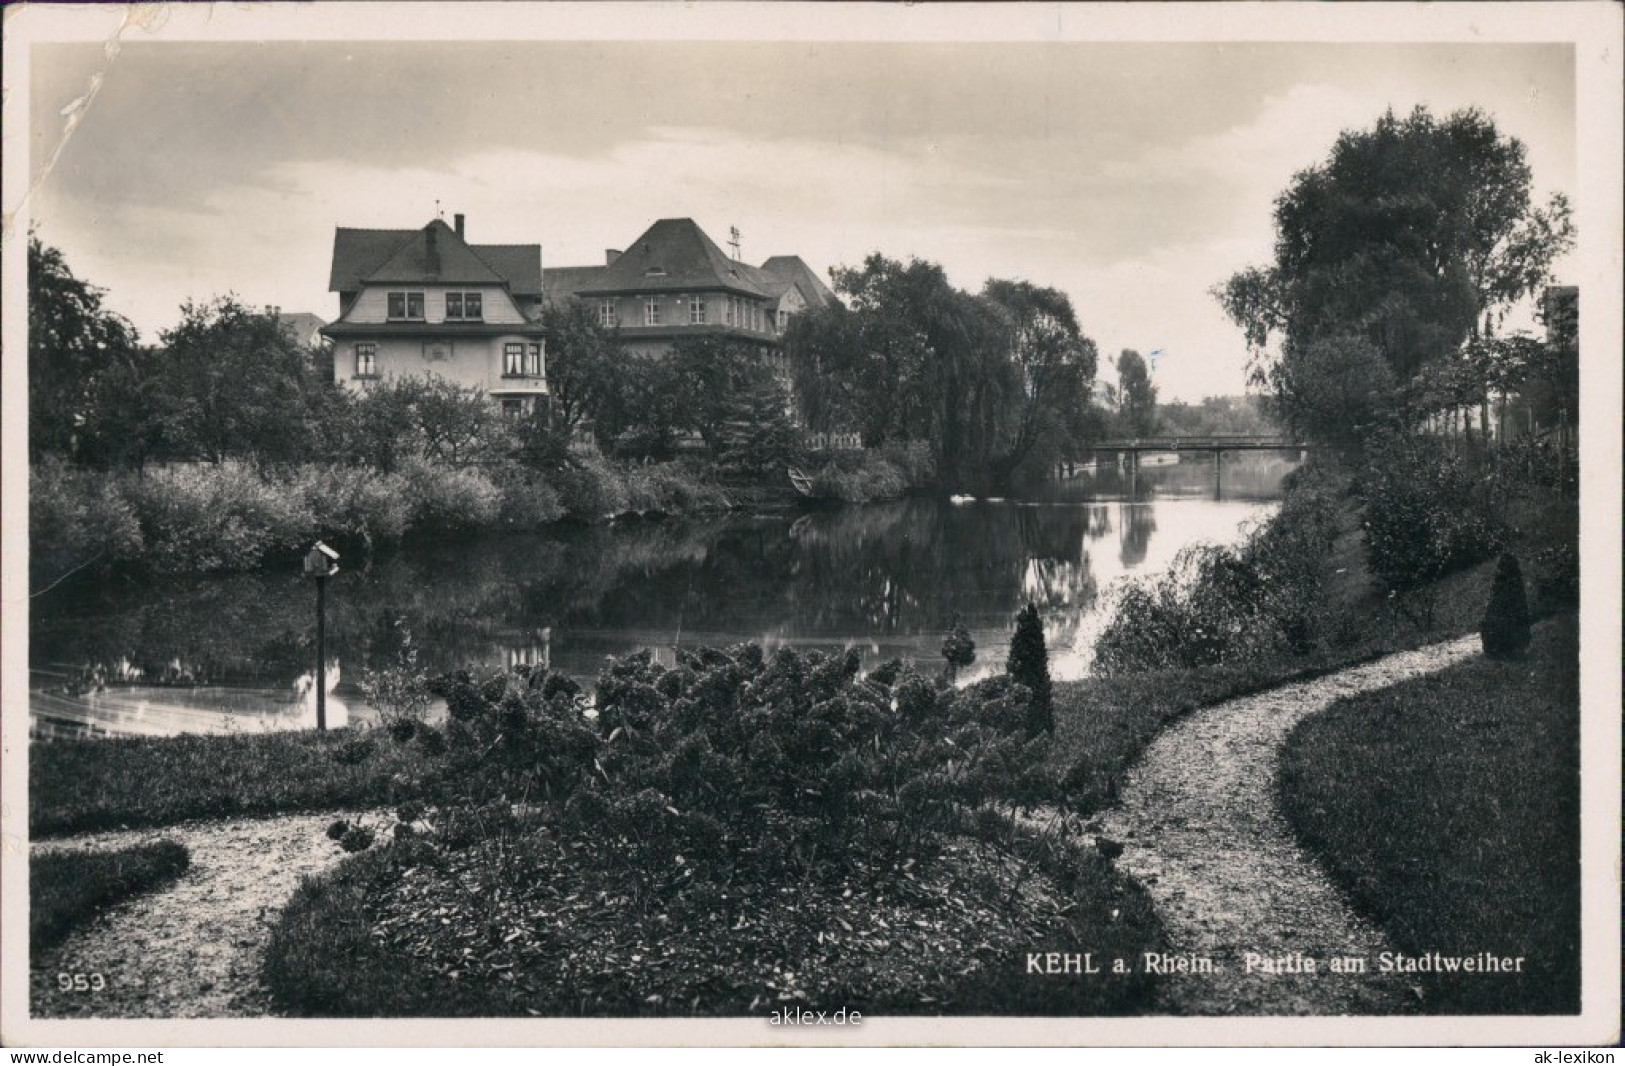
[24,29,1577,402]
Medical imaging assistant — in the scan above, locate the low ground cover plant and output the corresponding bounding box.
[30,840,190,960]
[1278,616,1579,1014]
[264,645,1162,1016]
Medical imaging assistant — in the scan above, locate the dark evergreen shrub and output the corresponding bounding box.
[1006,603,1054,735]
[1480,552,1532,660]
[942,623,976,677]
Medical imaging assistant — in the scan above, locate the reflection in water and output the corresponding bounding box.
[31,454,1299,737]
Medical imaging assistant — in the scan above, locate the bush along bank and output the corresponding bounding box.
[30,454,733,583]
[264,646,1163,1017]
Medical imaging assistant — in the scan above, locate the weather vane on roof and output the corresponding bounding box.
[728,226,742,261]
[435,199,443,220]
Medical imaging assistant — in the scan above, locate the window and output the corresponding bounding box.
[724,296,736,327]
[645,297,661,326]
[689,295,706,324]
[777,309,789,332]
[445,292,483,321]
[354,343,377,378]
[599,299,617,327]
[387,291,425,320]
[504,342,525,376]
[500,398,524,419]
[525,342,543,377]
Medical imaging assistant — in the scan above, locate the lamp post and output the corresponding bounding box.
[303,541,341,732]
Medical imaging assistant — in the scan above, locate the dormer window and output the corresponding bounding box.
[445,292,483,321]
[644,266,667,277]
[387,291,425,320]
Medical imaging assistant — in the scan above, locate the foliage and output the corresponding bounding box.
[122,463,314,572]
[1275,335,1398,453]
[1215,106,1575,447]
[397,458,503,533]
[360,623,434,730]
[549,450,632,518]
[1358,431,1506,602]
[1155,395,1281,439]
[489,464,567,530]
[338,375,504,470]
[29,456,146,588]
[1279,617,1578,1014]
[1006,604,1054,735]
[147,296,337,466]
[807,450,910,503]
[27,235,148,466]
[941,623,976,675]
[539,300,622,434]
[1092,471,1340,673]
[1479,553,1532,660]
[1113,350,1158,437]
[622,462,731,514]
[785,255,1100,492]
[288,464,414,548]
[30,841,190,961]
[396,646,1057,892]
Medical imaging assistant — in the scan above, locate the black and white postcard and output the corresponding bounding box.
[3,1,1619,1050]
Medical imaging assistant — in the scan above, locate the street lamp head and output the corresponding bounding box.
[304,541,341,579]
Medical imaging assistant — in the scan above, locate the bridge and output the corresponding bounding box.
[1089,435,1307,455]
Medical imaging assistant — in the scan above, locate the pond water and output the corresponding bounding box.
[30,453,1301,738]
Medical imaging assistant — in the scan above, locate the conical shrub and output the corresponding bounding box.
[1480,552,1532,660]
[1006,603,1053,735]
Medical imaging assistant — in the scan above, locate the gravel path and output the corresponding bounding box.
[1097,635,1482,1015]
[30,809,389,1018]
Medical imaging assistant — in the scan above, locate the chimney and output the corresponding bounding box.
[454,213,465,239]
[606,249,622,266]
[425,223,440,277]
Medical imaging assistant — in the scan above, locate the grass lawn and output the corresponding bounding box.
[264,819,1162,1018]
[31,841,190,961]
[1278,614,1580,1014]
[30,729,450,838]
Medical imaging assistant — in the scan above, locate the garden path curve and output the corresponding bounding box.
[30,808,389,1019]
[1096,634,1481,1015]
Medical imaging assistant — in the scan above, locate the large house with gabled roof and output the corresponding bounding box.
[542,217,836,361]
[321,214,548,415]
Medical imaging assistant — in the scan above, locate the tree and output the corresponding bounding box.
[941,622,976,681]
[1215,106,1574,444]
[981,279,1099,483]
[1279,335,1398,453]
[666,335,789,457]
[1005,603,1053,736]
[337,375,500,470]
[541,301,621,436]
[148,296,336,465]
[1115,350,1158,436]
[28,235,149,465]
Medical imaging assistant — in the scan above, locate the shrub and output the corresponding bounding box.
[1480,553,1532,660]
[550,451,631,519]
[289,464,412,547]
[385,644,1053,893]
[489,464,565,530]
[808,450,908,503]
[942,623,976,677]
[1360,431,1505,596]
[122,462,312,572]
[623,462,731,514]
[398,458,502,533]
[1092,469,1341,674]
[1006,604,1053,735]
[29,458,144,587]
